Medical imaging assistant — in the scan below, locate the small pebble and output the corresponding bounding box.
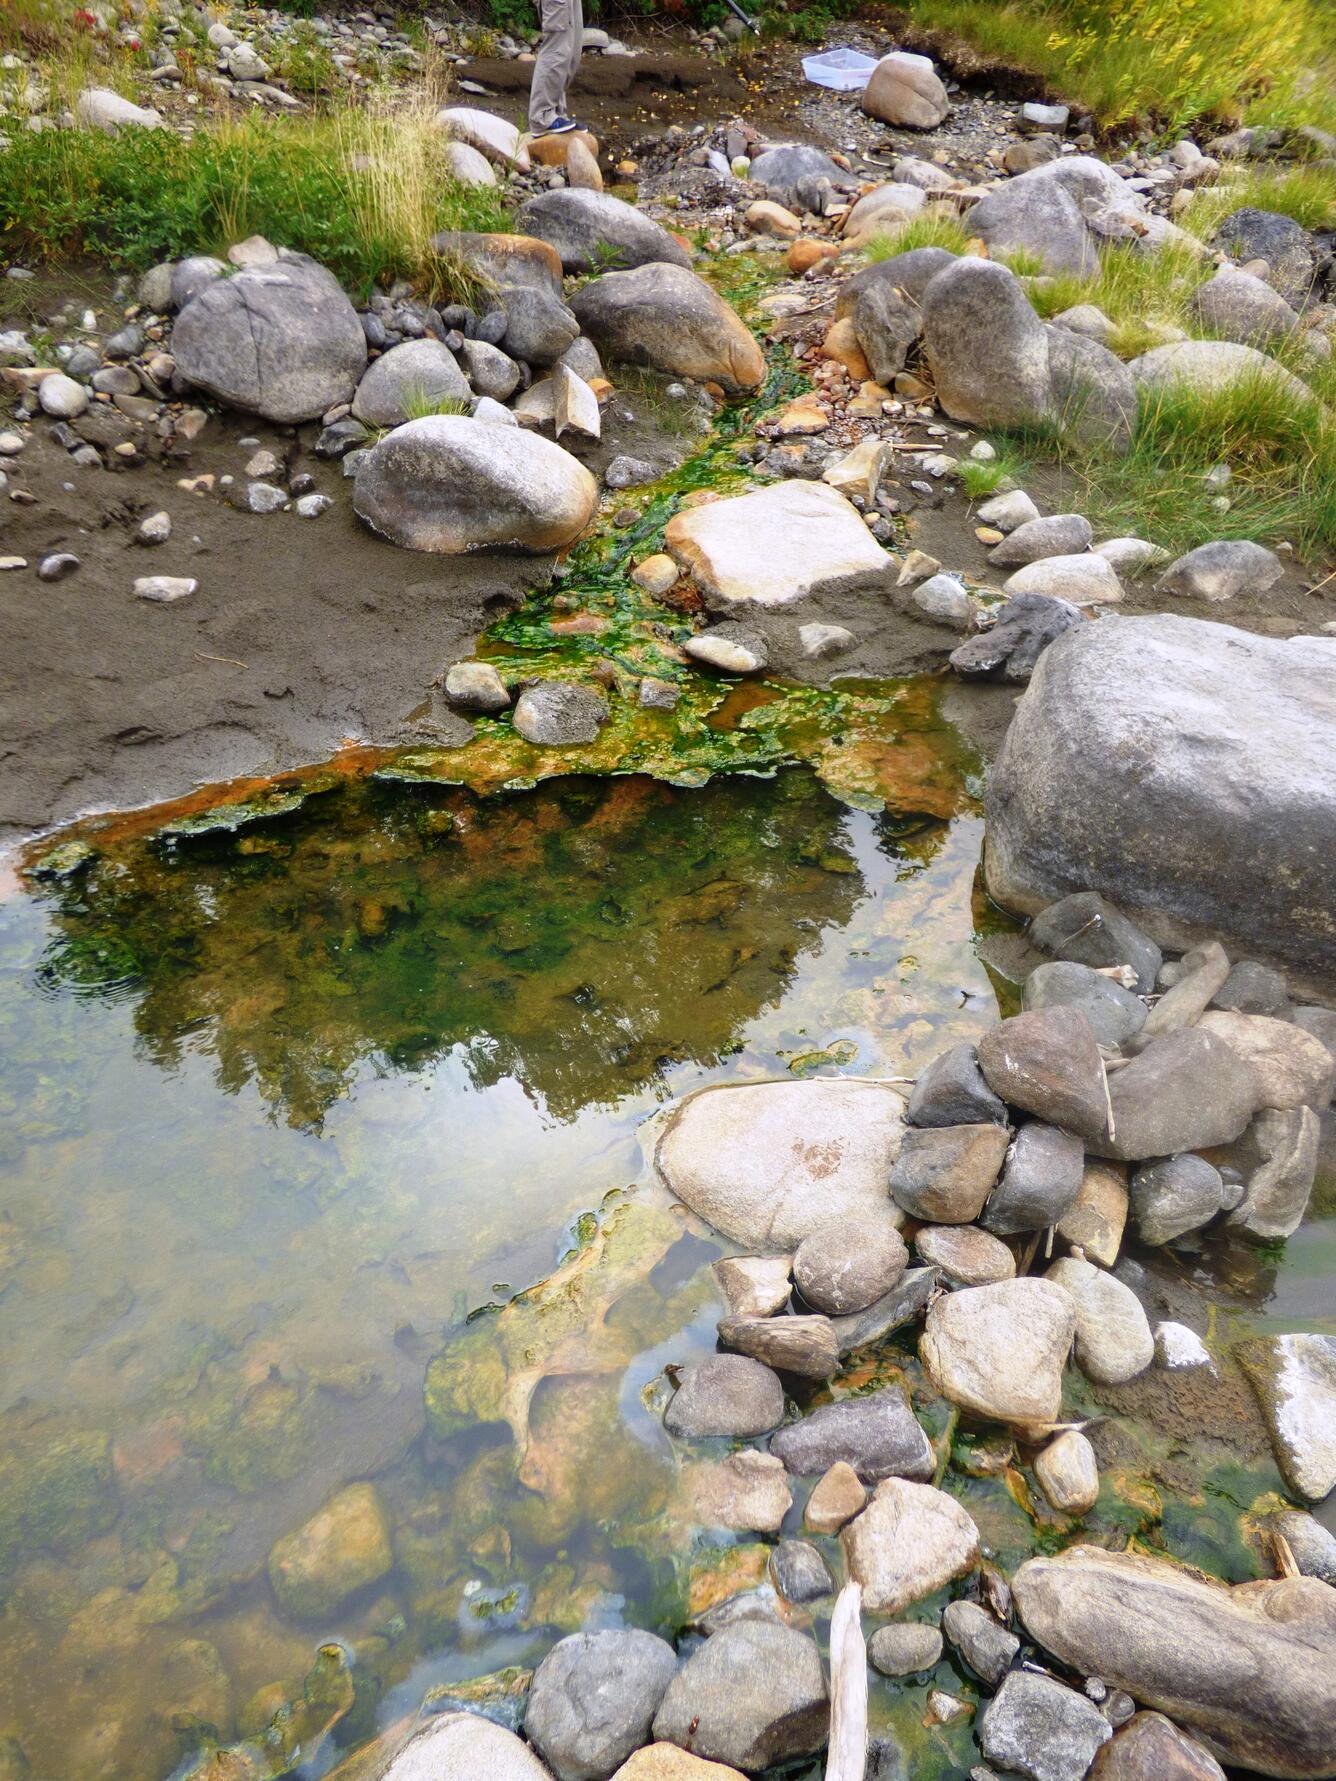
[0,555,27,571]
[136,510,172,545]
[37,552,80,581]
[295,493,332,518]
[134,575,197,602]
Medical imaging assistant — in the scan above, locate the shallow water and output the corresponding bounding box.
[1,753,1331,1781]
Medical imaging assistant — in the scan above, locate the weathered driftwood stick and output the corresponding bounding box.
[826,1579,867,1781]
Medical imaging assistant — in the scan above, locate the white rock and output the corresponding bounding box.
[1093,536,1167,576]
[135,510,171,545]
[134,576,197,602]
[74,87,164,131]
[443,139,497,187]
[842,1477,980,1613]
[1154,1321,1214,1370]
[435,105,529,171]
[38,373,88,418]
[656,1077,907,1249]
[664,480,893,608]
[977,488,1040,532]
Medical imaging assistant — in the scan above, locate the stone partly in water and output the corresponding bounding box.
[841,1477,981,1613]
[716,1314,839,1380]
[920,1278,1077,1429]
[651,1622,829,1772]
[686,1450,792,1534]
[942,1599,1020,1687]
[985,615,1336,976]
[663,481,893,609]
[381,1712,554,1780]
[664,1355,785,1440]
[1012,1545,1336,1777]
[173,253,367,423]
[266,1483,393,1621]
[1094,1030,1260,1162]
[980,1671,1112,1781]
[1228,1106,1320,1240]
[1046,1257,1153,1386]
[770,1385,934,1484]
[868,1622,944,1676]
[353,416,599,554]
[655,1078,906,1249]
[572,264,764,392]
[1236,1334,1336,1503]
[512,683,609,747]
[525,1629,679,1781]
[1033,1429,1100,1516]
[1130,1154,1227,1245]
[804,1461,867,1534]
[712,1256,791,1319]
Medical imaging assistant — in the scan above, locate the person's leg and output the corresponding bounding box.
[561,0,584,120]
[529,0,577,131]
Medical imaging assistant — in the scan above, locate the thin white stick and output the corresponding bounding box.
[826,1580,867,1781]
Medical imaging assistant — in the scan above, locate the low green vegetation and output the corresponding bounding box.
[960,444,1028,498]
[1046,362,1336,558]
[865,214,973,262]
[1180,165,1336,239]
[903,0,1336,134]
[0,105,509,299]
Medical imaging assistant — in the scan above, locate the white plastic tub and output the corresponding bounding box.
[801,47,879,92]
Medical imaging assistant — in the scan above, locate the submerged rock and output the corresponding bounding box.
[655,1078,906,1249]
[685,1450,792,1533]
[1012,1545,1336,1776]
[942,1599,1019,1686]
[267,1483,392,1621]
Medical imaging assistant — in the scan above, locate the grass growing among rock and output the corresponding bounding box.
[0,100,509,299]
[905,0,1336,134]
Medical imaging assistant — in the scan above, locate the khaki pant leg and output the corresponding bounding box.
[529,0,580,130]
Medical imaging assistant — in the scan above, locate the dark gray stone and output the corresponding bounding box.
[980,1671,1111,1781]
[890,1123,1012,1223]
[950,593,1083,684]
[987,616,1336,980]
[769,1385,934,1483]
[751,143,849,203]
[1092,1029,1259,1162]
[1190,265,1302,348]
[983,1123,1085,1234]
[499,284,581,367]
[1214,960,1290,1017]
[651,1622,829,1771]
[1023,961,1146,1048]
[1030,892,1162,994]
[942,1599,1019,1686]
[836,247,957,315]
[907,1043,1008,1127]
[851,277,922,385]
[769,1539,834,1605]
[1212,207,1318,307]
[525,1630,678,1781]
[1130,1153,1226,1244]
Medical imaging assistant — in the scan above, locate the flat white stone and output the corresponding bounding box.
[1154,1320,1214,1370]
[665,480,893,608]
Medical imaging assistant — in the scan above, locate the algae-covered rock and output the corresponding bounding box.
[0,1412,118,1577]
[267,1483,393,1621]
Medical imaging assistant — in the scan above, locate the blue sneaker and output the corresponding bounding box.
[543,115,581,134]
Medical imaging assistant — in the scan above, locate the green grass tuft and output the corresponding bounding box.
[863,215,973,263]
[0,104,510,301]
[1180,166,1336,241]
[960,446,1029,498]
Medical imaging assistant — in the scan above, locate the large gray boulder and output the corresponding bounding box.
[571,263,764,392]
[1213,206,1318,308]
[1012,1545,1336,1777]
[517,188,692,273]
[921,258,1133,448]
[172,252,367,422]
[1191,264,1303,348]
[352,416,598,554]
[651,1622,828,1770]
[984,614,1336,978]
[432,230,567,296]
[351,339,469,427]
[835,247,956,313]
[526,1630,678,1781]
[968,169,1097,275]
[1127,338,1315,406]
[655,1077,906,1249]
